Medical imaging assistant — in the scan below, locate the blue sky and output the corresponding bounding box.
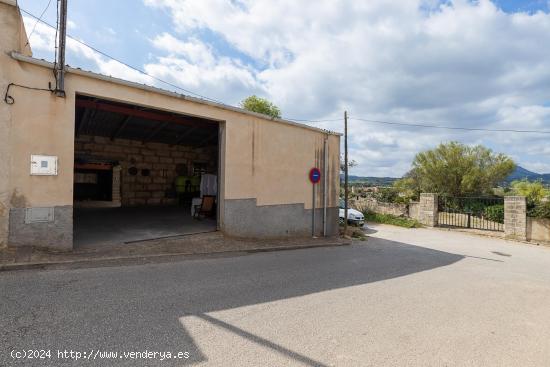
[18,0,550,176]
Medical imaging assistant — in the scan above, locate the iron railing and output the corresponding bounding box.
[438,196,504,232]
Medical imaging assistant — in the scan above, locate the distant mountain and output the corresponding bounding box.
[340,166,550,187]
[506,166,550,183]
[341,174,399,186]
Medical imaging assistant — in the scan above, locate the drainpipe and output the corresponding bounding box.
[323,135,328,237]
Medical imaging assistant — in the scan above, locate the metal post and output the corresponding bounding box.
[323,136,328,237]
[312,182,316,237]
[344,111,349,235]
[55,0,68,97]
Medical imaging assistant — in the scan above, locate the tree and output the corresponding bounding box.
[511,179,550,206]
[240,95,281,119]
[394,142,515,198]
[340,158,357,173]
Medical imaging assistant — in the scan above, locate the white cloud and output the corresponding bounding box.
[144,0,550,176]
[144,32,262,101]
[22,16,153,84]
[23,0,550,176]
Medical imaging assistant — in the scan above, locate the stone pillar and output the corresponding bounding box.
[112,165,122,206]
[419,193,438,227]
[504,196,527,241]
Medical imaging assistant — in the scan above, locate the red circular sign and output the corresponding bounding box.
[309,168,321,184]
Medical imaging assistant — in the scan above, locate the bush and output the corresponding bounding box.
[373,187,409,204]
[484,204,504,224]
[363,211,421,228]
[528,201,550,219]
[511,179,550,207]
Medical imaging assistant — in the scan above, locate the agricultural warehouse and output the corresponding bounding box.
[0,0,341,250]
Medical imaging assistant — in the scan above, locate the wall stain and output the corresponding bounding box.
[0,200,6,217]
[10,190,27,208]
[251,123,255,176]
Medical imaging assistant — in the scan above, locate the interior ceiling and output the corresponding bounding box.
[75,95,219,147]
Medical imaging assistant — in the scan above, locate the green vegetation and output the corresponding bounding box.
[363,211,421,228]
[529,201,550,219]
[394,142,515,199]
[509,179,550,219]
[511,179,550,206]
[240,95,281,118]
[484,204,505,224]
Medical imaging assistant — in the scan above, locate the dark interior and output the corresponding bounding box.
[73,95,220,247]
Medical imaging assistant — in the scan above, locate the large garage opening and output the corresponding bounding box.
[73,95,220,248]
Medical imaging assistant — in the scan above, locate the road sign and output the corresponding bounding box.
[309,167,321,184]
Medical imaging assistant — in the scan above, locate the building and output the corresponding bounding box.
[0,0,341,250]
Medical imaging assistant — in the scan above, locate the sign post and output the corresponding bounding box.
[309,168,321,237]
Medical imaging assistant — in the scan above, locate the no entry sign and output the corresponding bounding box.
[309,167,321,184]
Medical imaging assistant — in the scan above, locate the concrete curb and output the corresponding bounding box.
[0,241,351,272]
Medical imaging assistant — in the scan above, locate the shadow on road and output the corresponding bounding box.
[1,238,464,366]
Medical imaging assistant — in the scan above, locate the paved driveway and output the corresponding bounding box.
[1,224,550,366]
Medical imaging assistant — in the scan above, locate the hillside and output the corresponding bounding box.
[506,166,550,183]
[341,166,549,186]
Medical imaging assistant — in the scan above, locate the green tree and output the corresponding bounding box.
[394,142,515,198]
[240,95,281,118]
[511,179,550,206]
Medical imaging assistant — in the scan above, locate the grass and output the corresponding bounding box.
[363,211,421,228]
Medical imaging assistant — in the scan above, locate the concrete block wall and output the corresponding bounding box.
[504,196,527,241]
[75,135,217,206]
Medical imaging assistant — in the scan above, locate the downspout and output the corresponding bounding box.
[323,135,328,237]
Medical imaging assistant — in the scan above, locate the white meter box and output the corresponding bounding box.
[30,155,58,175]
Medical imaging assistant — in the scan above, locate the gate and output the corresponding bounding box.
[438,196,504,232]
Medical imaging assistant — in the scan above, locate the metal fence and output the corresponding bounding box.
[438,196,504,232]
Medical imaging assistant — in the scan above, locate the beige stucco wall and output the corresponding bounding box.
[0,0,32,247]
[527,217,550,244]
[0,2,340,245]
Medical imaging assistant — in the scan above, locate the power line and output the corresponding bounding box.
[19,7,226,104]
[349,117,550,135]
[24,0,54,47]
[19,7,347,126]
[22,7,549,136]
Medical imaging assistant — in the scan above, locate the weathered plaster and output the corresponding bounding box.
[1,3,341,248]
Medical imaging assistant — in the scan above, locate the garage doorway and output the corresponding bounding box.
[72,95,220,248]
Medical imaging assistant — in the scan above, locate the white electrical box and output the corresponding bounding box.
[30,155,58,175]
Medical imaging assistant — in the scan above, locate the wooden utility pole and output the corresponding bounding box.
[55,0,68,96]
[344,110,349,235]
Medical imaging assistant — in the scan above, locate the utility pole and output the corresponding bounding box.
[344,110,349,236]
[55,0,68,97]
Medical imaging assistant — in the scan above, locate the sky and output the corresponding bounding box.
[17,0,550,177]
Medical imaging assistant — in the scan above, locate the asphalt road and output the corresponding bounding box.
[1,224,550,366]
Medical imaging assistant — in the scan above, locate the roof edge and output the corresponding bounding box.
[0,0,17,7]
[10,52,342,137]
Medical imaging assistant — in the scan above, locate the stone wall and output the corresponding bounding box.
[409,201,420,221]
[504,196,527,241]
[351,196,408,217]
[74,135,217,206]
[418,193,438,227]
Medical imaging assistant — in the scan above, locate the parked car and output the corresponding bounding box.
[339,199,365,226]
